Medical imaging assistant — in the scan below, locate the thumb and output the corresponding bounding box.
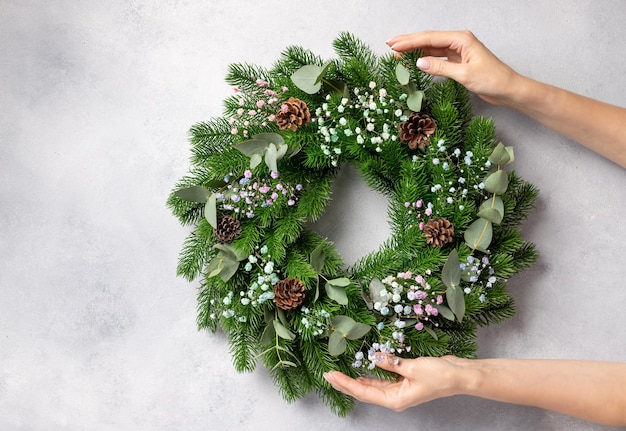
[416,57,462,81]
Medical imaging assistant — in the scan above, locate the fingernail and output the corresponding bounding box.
[323,372,337,388]
[416,58,430,70]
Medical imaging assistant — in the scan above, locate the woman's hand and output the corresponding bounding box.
[387,30,626,167]
[323,355,468,412]
[386,30,521,106]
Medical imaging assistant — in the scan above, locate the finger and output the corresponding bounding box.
[355,375,401,389]
[416,56,466,81]
[324,371,400,408]
[387,30,473,53]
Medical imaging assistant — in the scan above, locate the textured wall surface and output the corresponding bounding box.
[1,1,625,430]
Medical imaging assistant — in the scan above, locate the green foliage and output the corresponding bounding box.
[168,33,539,416]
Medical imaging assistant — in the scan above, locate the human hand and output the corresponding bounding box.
[323,354,466,412]
[386,30,521,106]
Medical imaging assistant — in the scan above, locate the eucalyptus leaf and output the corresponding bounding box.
[368,278,388,306]
[218,260,240,282]
[279,360,297,368]
[277,308,289,328]
[265,142,278,173]
[174,186,211,203]
[442,249,461,290]
[476,207,504,225]
[331,315,354,334]
[327,277,351,287]
[260,322,276,345]
[330,315,370,340]
[325,283,348,305]
[407,90,424,112]
[504,146,515,164]
[395,63,410,85]
[484,170,509,195]
[273,319,296,341]
[464,218,493,252]
[479,196,504,223]
[310,244,325,273]
[250,153,262,169]
[252,132,284,147]
[291,64,323,94]
[488,142,510,166]
[205,179,229,189]
[323,79,349,98]
[314,278,320,303]
[235,139,268,157]
[328,330,347,356]
[206,256,223,278]
[275,143,288,160]
[205,194,217,228]
[361,287,374,310]
[434,304,455,321]
[346,322,370,340]
[213,243,246,261]
[446,282,465,322]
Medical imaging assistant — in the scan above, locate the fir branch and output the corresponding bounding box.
[225,62,271,91]
[189,118,241,164]
[176,218,214,281]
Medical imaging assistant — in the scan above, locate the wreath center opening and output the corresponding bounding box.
[309,164,391,267]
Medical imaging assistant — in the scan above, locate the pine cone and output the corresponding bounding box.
[423,217,455,247]
[399,112,437,149]
[213,215,242,243]
[275,97,311,132]
[274,278,306,310]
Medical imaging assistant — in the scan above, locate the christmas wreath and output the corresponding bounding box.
[167,33,539,415]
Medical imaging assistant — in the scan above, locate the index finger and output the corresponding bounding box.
[386,30,474,55]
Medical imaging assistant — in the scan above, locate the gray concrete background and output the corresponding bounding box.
[1,1,625,430]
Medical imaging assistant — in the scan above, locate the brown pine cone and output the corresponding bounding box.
[275,97,311,132]
[274,278,306,310]
[213,215,242,243]
[423,217,454,247]
[399,112,437,150]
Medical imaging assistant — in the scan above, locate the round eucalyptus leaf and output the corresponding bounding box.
[250,153,262,169]
[325,283,348,305]
[235,139,268,157]
[464,218,493,252]
[484,169,509,195]
[253,132,284,146]
[407,90,424,112]
[328,331,347,356]
[291,64,323,94]
[476,207,504,224]
[265,143,278,173]
[395,63,410,85]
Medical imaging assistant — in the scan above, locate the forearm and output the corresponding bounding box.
[504,76,626,168]
[455,358,626,426]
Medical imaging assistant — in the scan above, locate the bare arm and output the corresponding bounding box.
[324,355,626,426]
[386,30,626,168]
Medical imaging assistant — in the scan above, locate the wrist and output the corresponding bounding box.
[444,356,485,397]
